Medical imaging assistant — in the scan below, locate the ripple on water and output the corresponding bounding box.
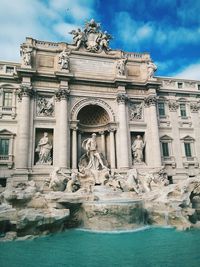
[0,227,200,267]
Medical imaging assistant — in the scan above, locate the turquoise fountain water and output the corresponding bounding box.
[0,227,200,267]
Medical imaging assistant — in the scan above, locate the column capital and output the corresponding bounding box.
[144,95,157,107]
[71,126,78,131]
[108,127,117,133]
[55,88,70,101]
[99,131,105,135]
[17,84,34,101]
[116,93,129,104]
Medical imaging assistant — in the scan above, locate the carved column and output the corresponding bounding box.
[109,128,116,170]
[145,95,161,167]
[72,127,78,169]
[15,84,33,169]
[99,131,106,156]
[55,84,70,169]
[117,93,130,169]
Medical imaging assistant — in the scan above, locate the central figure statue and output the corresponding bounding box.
[82,133,106,170]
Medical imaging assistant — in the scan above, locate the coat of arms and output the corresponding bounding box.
[69,19,112,53]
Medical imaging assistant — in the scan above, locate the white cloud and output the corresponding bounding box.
[174,62,200,80]
[114,11,200,53]
[0,0,96,62]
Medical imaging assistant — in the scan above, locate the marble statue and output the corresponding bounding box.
[147,61,157,80]
[37,96,54,117]
[35,132,53,165]
[82,133,106,170]
[69,19,112,53]
[58,49,70,70]
[69,28,85,49]
[98,31,112,51]
[132,135,145,163]
[48,167,69,191]
[65,172,80,193]
[116,58,127,76]
[20,46,32,66]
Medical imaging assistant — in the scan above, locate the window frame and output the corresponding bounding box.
[158,102,166,117]
[0,129,15,168]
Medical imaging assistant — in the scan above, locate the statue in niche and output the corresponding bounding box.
[20,46,33,66]
[37,96,54,117]
[147,61,157,80]
[58,49,70,70]
[35,132,53,165]
[132,135,145,163]
[116,58,127,76]
[81,133,107,170]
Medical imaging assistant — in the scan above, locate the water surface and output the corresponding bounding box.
[0,227,199,267]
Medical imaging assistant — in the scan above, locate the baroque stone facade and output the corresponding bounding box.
[0,19,200,188]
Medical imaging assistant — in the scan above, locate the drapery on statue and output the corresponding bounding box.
[132,135,145,163]
[58,49,70,70]
[20,46,32,66]
[35,132,52,165]
[69,28,85,49]
[81,133,106,170]
[147,61,157,80]
[116,58,127,76]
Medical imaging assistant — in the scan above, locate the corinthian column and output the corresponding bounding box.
[108,128,116,170]
[55,84,70,169]
[15,84,33,169]
[116,93,130,169]
[72,126,78,169]
[145,94,162,167]
[99,131,106,156]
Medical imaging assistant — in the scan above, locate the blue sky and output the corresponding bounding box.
[0,0,200,79]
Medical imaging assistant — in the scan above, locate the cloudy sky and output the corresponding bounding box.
[0,0,200,79]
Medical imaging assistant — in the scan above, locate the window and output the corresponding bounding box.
[158,102,165,117]
[184,143,192,157]
[178,82,183,88]
[180,103,187,117]
[162,142,169,157]
[3,92,12,107]
[6,67,14,73]
[198,84,200,90]
[0,129,15,168]
[0,139,9,156]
